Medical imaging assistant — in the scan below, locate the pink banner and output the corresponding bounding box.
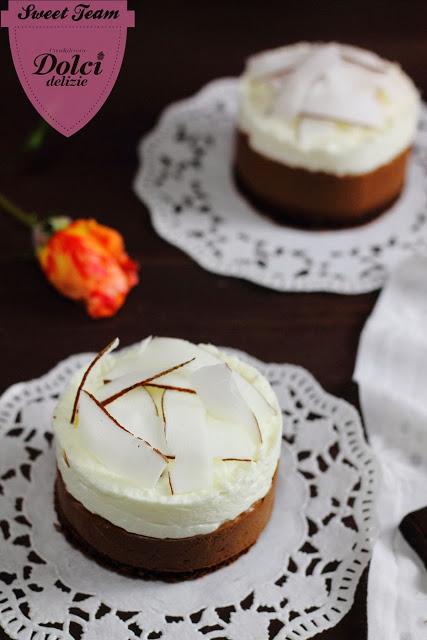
[1,1,135,136]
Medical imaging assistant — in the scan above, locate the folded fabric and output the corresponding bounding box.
[354,256,427,640]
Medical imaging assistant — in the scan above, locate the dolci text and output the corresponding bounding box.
[33,53,103,87]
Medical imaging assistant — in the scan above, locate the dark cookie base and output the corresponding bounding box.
[235,130,410,229]
[55,469,277,582]
[55,488,253,582]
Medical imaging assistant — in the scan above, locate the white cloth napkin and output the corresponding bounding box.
[354,256,427,640]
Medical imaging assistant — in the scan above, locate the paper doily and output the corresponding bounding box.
[134,79,427,294]
[0,348,378,640]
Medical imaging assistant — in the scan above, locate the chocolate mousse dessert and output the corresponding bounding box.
[53,337,282,579]
[235,42,420,227]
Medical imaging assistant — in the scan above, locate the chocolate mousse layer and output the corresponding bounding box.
[55,469,277,580]
[235,131,410,227]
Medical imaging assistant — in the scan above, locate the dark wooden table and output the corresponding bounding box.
[1,1,426,637]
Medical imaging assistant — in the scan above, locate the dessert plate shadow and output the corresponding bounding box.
[0,347,378,640]
[134,79,427,294]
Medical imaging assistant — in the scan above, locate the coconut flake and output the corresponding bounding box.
[207,416,256,460]
[191,364,262,445]
[141,359,196,385]
[62,450,70,468]
[274,44,341,120]
[100,361,196,408]
[71,338,119,424]
[100,336,151,381]
[96,385,167,453]
[97,372,150,405]
[232,371,277,424]
[78,392,166,488]
[144,338,221,374]
[107,338,220,382]
[302,85,382,128]
[248,46,308,79]
[340,44,388,74]
[163,390,212,494]
[138,335,152,354]
[259,43,389,129]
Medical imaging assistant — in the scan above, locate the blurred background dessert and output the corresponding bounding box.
[235,42,420,227]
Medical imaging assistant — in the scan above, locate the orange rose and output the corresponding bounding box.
[35,218,139,318]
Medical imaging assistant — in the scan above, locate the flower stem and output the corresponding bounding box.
[24,120,49,154]
[0,192,38,228]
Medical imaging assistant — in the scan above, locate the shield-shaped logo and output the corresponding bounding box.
[1,1,135,136]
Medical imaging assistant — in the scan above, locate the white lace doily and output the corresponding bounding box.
[134,79,427,294]
[0,349,378,640]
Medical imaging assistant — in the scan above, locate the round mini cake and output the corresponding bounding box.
[53,337,282,579]
[235,42,420,227]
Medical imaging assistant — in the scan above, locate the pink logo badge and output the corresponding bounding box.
[1,1,135,136]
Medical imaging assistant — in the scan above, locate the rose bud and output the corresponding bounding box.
[0,193,139,318]
[34,217,139,318]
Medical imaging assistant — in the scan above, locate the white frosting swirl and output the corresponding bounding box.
[238,42,420,176]
[53,341,282,539]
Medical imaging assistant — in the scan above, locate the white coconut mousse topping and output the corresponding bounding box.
[54,338,282,539]
[238,42,420,175]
